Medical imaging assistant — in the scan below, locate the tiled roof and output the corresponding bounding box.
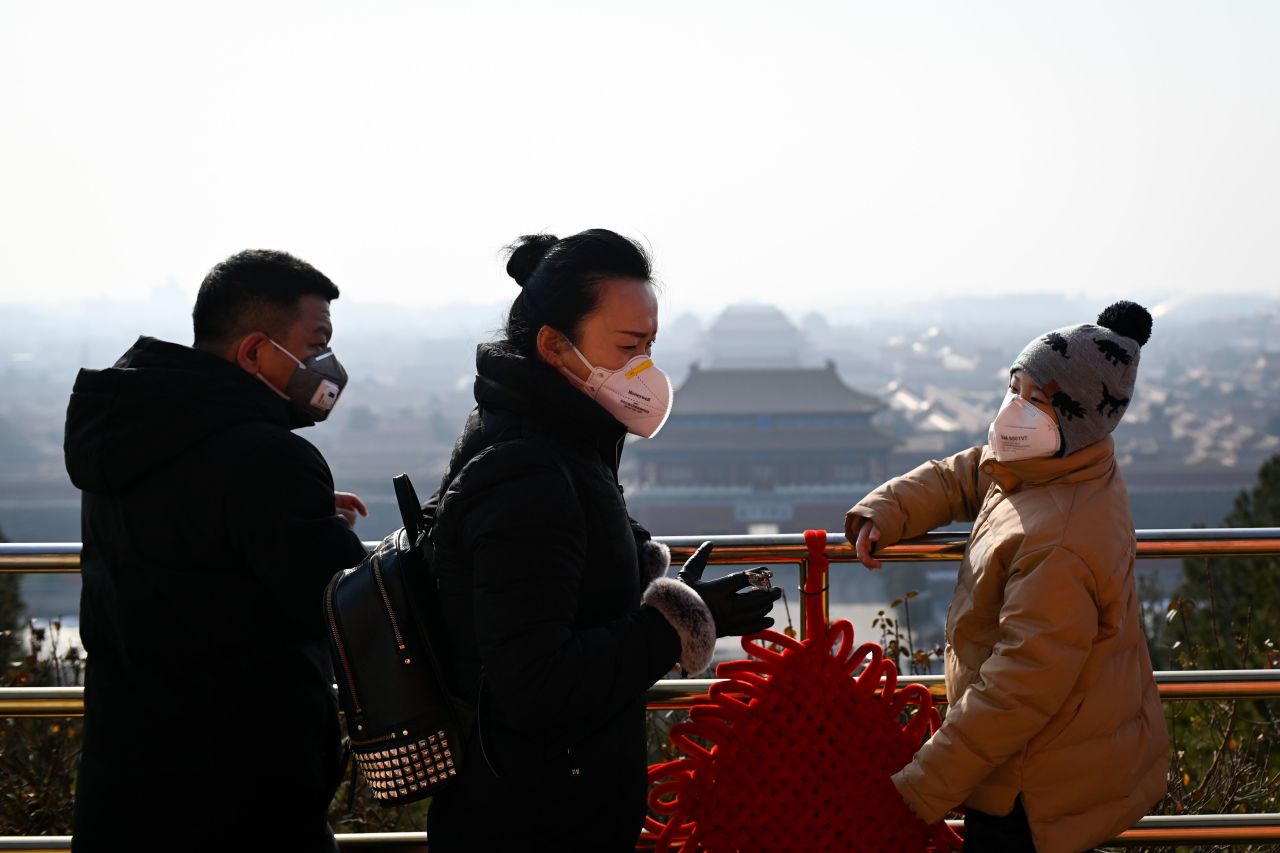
[635,427,897,453]
[673,363,882,415]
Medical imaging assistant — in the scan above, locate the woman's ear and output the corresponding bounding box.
[536,325,571,369]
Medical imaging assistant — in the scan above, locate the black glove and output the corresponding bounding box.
[677,541,782,638]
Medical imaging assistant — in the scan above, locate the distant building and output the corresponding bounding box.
[623,305,896,535]
[700,303,815,368]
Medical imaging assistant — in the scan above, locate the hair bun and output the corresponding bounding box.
[505,234,559,288]
[1096,300,1153,346]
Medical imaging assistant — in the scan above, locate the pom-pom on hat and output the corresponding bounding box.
[1011,300,1153,456]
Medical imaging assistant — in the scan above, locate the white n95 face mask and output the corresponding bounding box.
[560,342,674,438]
[987,391,1061,462]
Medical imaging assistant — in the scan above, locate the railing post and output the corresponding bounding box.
[796,558,808,640]
[797,531,833,640]
[821,569,829,632]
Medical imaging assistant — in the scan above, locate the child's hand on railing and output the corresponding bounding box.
[845,514,882,570]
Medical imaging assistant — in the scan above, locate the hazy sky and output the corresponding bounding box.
[2,1,1278,317]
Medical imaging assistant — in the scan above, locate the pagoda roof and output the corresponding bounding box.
[673,362,882,416]
[635,427,897,454]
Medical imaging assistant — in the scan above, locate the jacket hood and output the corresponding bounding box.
[64,336,294,494]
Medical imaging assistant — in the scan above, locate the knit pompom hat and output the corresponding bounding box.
[1010,301,1153,456]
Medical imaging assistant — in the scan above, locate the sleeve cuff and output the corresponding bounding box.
[643,577,715,675]
[638,539,671,587]
[892,768,948,825]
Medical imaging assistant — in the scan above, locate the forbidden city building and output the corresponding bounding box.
[623,305,896,535]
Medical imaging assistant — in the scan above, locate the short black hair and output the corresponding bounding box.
[192,249,340,349]
[500,229,653,357]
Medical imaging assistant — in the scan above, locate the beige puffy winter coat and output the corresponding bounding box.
[847,436,1167,853]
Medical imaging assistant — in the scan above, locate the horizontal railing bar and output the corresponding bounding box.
[4,814,1280,850]
[0,686,83,716]
[5,671,1276,718]
[945,814,1280,845]
[335,834,429,850]
[4,528,1277,574]
[0,840,73,853]
[658,528,1280,564]
[0,543,82,574]
[0,836,430,852]
[647,670,1280,709]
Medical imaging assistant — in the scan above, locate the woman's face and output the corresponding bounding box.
[540,277,659,380]
[1009,370,1059,424]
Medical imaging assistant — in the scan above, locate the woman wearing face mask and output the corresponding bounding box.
[425,230,780,851]
[843,302,1168,853]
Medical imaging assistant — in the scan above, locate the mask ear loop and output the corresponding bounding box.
[253,337,299,400]
[564,338,597,375]
[255,372,290,401]
[268,338,306,370]
[557,333,610,395]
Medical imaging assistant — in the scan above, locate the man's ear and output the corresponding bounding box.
[234,332,271,374]
[535,325,572,370]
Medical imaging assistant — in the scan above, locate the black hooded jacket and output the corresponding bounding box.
[427,343,682,851]
[63,336,367,851]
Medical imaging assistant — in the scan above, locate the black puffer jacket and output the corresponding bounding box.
[427,344,683,851]
[63,337,368,852]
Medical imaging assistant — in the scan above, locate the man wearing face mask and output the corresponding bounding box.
[64,249,370,852]
[842,302,1168,853]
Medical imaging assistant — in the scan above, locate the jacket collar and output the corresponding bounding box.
[979,435,1116,494]
[473,343,628,462]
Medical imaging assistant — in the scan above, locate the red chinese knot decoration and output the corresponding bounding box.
[642,529,962,852]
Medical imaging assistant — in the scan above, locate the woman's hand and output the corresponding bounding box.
[844,513,882,570]
[678,542,781,637]
[335,491,369,528]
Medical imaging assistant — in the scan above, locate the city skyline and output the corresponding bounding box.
[4,295,1274,648]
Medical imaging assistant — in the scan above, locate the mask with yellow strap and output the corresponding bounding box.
[558,339,674,438]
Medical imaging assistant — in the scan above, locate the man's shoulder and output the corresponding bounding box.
[211,420,331,477]
[219,419,320,453]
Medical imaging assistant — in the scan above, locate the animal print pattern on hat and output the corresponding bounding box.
[1010,301,1152,457]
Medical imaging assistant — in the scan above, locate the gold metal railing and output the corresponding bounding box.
[7,528,1277,569]
[4,812,1280,851]
[3,670,1277,718]
[2,529,1279,849]
[3,529,1280,704]
[5,528,1278,636]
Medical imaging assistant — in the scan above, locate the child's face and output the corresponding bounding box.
[1009,371,1060,425]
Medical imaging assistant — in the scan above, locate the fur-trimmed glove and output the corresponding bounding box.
[677,541,781,637]
[642,540,780,675]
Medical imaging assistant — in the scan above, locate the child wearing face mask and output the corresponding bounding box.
[844,302,1168,853]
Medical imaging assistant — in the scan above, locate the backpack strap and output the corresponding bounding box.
[393,474,426,544]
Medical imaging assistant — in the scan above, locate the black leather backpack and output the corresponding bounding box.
[324,474,468,805]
